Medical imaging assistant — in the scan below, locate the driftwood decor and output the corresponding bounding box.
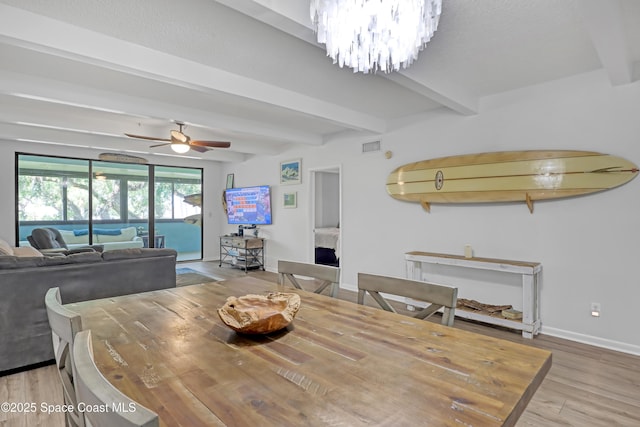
[217,293,301,334]
[457,298,512,313]
[387,150,638,213]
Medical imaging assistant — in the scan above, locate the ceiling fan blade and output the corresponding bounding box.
[190,145,210,153]
[190,140,231,148]
[149,142,171,148]
[125,133,171,142]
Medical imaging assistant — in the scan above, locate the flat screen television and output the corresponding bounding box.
[225,185,272,225]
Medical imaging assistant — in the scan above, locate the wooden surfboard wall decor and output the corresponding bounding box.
[386,150,638,213]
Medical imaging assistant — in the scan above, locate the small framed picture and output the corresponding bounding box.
[226,173,234,189]
[283,192,297,208]
[280,159,301,185]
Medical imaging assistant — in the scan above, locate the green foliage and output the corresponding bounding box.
[18,163,201,222]
[18,176,64,221]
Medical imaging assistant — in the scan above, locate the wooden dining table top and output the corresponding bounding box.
[67,276,551,427]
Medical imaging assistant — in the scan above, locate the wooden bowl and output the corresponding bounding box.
[217,292,301,334]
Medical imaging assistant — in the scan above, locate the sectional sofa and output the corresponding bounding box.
[0,247,177,373]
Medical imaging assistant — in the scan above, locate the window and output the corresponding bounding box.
[18,156,90,222]
[154,166,202,260]
[17,154,203,261]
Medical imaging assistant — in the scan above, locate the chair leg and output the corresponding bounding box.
[442,308,455,326]
[330,282,339,298]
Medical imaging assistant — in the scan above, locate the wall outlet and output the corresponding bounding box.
[591,302,601,317]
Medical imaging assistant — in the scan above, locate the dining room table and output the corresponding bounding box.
[66,275,552,427]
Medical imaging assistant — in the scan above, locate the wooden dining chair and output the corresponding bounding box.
[73,330,159,427]
[357,273,458,326]
[278,260,341,297]
[45,287,85,427]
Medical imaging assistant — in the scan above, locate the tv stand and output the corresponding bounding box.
[219,236,265,272]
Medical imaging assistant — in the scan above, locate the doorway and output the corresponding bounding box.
[309,166,341,267]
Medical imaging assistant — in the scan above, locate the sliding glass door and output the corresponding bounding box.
[154,166,202,261]
[92,160,150,250]
[16,154,203,260]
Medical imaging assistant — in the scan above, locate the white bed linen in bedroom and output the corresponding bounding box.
[314,227,340,253]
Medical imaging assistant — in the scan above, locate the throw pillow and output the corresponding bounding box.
[66,252,103,264]
[0,238,14,256]
[0,256,45,269]
[13,246,44,257]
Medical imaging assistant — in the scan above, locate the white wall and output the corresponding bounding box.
[219,70,640,355]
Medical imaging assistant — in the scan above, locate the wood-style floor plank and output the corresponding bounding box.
[1,261,638,426]
[0,364,64,427]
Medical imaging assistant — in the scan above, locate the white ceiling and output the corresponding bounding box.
[0,0,638,163]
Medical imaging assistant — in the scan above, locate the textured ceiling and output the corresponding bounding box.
[0,0,638,162]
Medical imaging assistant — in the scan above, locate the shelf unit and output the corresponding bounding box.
[405,251,542,338]
[219,236,265,272]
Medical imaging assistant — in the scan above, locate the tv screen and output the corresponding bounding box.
[225,185,272,225]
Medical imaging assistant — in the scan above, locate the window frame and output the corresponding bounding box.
[15,152,204,260]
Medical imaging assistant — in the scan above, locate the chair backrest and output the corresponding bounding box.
[278,260,341,297]
[357,273,458,326]
[31,228,68,249]
[73,330,159,427]
[45,287,84,427]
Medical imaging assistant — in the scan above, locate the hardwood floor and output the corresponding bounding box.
[1,261,639,426]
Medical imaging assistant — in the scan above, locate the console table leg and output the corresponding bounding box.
[522,274,537,338]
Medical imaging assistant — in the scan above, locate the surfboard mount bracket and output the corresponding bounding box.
[525,193,534,214]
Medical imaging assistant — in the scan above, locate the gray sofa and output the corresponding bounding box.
[0,248,177,373]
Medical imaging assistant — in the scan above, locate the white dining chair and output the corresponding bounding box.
[278,260,341,297]
[72,330,159,427]
[357,273,458,326]
[45,287,85,427]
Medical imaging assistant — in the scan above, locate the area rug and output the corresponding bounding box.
[176,267,219,287]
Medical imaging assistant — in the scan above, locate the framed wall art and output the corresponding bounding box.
[280,159,301,185]
[283,192,297,208]
[226,173,235,189]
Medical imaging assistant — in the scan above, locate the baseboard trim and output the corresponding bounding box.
[342,283,640,356]
[341,282,357,293]
[539,326,640,356]
[272,278,640,357]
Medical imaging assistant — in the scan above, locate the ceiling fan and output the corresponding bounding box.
[125,122,231,153]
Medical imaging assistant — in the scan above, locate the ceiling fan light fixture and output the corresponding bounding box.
[171,142,190,154]
[125,121,230,153]
[170,129,189,143]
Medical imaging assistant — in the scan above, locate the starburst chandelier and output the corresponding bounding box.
[310,0,442,74]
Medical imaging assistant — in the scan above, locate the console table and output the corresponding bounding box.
[219,236,265,272]
[405,251,542,338]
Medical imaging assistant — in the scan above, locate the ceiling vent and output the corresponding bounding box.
[362,140,381,153]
